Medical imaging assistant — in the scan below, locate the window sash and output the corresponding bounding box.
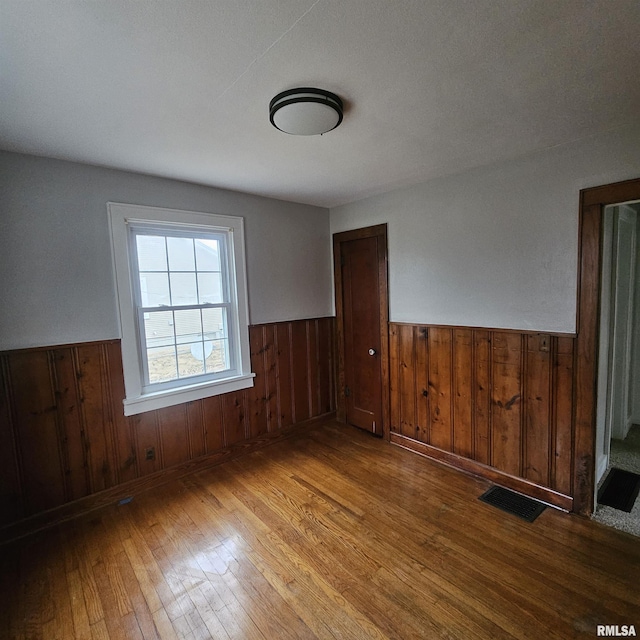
[130,226,232,308]
[128,225,238,393]
[137,302,236,393]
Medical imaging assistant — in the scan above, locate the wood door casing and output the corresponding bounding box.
[334,225,389,437]
[574,177,640,515]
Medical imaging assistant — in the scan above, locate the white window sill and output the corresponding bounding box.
[122,373,255,416]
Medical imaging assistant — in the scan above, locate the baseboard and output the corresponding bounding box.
[0,412,335,545]
[389,432,573,512]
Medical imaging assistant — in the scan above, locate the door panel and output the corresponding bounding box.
[342,236,383,434]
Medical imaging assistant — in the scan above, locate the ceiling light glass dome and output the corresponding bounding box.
[269,88,343,136]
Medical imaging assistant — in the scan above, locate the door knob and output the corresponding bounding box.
[368,348,376,356]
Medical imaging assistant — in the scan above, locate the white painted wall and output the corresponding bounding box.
[0,152,332,350]
[330,123,640,333]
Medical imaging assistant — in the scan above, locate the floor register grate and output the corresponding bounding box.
[598,468,640,513]
[479,486,547,522]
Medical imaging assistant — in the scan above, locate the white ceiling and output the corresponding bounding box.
[1,0,639,208]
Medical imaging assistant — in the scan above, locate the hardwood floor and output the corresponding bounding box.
[1,421,638,639]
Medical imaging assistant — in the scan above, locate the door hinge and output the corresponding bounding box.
[344,386,351,397]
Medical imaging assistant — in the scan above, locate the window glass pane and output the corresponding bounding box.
[195,238,221,271]
[206,339,230,373]
[147,346,178,383]
[144,310,175,349]
[136,235,167,271]
[174,309,202,345]
[170,273,198,306]
[139,272,170,307]
[177,344,205,378]
[202,307,226,339]
[197,272,224,304]
[167,237,195,271]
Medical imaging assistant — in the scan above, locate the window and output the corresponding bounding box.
[108,203,253,416]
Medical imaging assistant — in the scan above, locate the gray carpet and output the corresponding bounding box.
[593,424,640,537]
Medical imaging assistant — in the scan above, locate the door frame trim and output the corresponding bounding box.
[574,176,640,515]
[333,224,390,438]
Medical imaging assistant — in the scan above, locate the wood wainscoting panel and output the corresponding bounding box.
[0,317,335,531]
[4,350,67,518]
[491,332,523,478]
[389,323,575,507]
[473,330,492,466]
[0,359,23,525]
[428,327,453,452]
[452,328,474,459]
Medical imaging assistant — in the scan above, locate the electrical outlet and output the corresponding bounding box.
[145,447,155,461]
[539,335,550,352]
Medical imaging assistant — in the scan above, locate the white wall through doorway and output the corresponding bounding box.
[595,203,639,486]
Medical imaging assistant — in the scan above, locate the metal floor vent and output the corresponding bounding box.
[598,468,640,513]
[479,486,546,522]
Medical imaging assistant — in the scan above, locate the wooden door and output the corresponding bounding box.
[334,226,388,436]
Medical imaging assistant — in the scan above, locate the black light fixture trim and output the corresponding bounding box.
[269,87,344,135]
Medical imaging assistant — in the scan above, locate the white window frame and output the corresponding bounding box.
[108,202,254,416]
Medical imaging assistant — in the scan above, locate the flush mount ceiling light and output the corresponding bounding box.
[269,88,343,136]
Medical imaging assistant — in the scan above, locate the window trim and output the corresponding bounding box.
[108,202,254,416]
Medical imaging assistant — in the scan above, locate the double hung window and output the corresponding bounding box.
[108,203,253,416]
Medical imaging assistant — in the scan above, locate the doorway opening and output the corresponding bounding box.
[573,177,640,515]
[594,200,640,536]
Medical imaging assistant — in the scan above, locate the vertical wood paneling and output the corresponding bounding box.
[104,342,137,485]
[554,337,575,495]
[222,390,248,446]
[428,328,453,451]
[263,324,278,432]
[307,320,320,418]
[398,324,416,438]
[248,325,268,439]
[414,327,429,443]
[329,317,337,413]
[8,351,66,515]
[51,348,90,502]
[0,356,23,524]
[473,331,491,466]
[452,329,473,458]
[291,321,310,423]
[491,332,522,477]
[389,323,577,501]
[186,400,206,459]
[132,411,161,476]
[275,323,294,430]
[0,318,335,529]
[524,335,551,486]
[157,404,189,469]
[389,325,400,434]
[76,344,115,493]
[317,318,332,416]
[202,395,223,453]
